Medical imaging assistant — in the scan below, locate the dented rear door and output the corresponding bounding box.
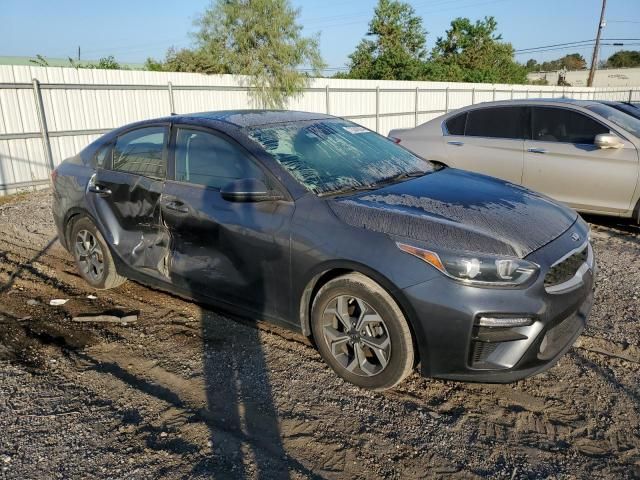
[88,124,171,279]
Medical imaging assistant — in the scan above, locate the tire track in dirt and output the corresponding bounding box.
[1,191,640,478]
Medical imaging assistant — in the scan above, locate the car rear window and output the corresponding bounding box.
[465,107,526,139]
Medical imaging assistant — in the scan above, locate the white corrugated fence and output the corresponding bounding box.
[1,65,638,194]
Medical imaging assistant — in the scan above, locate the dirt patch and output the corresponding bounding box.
[1,190,639,479]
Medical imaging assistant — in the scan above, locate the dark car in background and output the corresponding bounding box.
[598,100,640,120]
[52,110,595,390]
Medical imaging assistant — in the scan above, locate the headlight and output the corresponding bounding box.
[397,242,538,287]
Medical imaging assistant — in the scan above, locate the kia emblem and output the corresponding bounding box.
[571,233,580,242]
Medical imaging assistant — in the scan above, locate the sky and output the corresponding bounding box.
[2,0,640,71]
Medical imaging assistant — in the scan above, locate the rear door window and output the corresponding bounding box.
[531,107,609,144]
[112,126,168,179]
[174,128,265,189]
[465,107,526,139]
[445,112,467,135]
[94,143,112,168]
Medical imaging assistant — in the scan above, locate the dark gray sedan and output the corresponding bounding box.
[52,110,595,390]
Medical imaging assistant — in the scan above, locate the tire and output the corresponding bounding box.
[69,216,126,290]
[311,273,415,390]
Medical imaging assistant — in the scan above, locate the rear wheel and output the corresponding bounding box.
[311,273,415,390]
[70,217,126,290]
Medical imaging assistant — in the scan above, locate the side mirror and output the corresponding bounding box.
[595,133,624,149]
[220,178,283,203]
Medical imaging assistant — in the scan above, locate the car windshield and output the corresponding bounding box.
[247,119,433,195]
[586,103,640,137]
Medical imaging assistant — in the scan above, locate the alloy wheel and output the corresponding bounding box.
[321,295,391,377]
[74,229,105,282]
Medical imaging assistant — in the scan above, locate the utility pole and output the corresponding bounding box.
[587,0,607,87]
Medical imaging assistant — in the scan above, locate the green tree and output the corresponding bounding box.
[145,47,225,74]
[605,50,640,68]
[95,55,121,70]
[195,0,324,108]
[345,0,427,80]
[29,54,49,67]
[538,53,586,71]
[524,58,539,72]
[68,55,124,70]
[425,17,527,84]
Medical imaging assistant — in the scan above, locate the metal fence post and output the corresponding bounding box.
[325,85,330,114]
[375,86,380,133]
[471,87,476,105]
[31,78,54,174]
[629,89,634,103]
[414,86,419,127]
[445,87,450,113]
[510,88,514,100]
[492,87,496,101]
[167,81,175,114]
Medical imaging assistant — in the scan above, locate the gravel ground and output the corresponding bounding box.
[0,190,639,479]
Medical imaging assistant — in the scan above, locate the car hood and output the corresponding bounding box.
[328,168,578,258]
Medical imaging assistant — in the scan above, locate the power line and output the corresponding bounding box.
[515,38,640,54]
[514,42,640,56]
[515,39,596,53]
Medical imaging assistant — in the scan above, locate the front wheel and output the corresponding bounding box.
[311,273,415,390]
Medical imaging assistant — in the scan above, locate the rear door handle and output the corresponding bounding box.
[527,148,548,154]
[447,141,464,146]
[164,200,189,214]
[88,183,112,196]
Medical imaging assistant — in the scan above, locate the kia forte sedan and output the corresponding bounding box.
[52,110,595,390]
[389,99,640,221]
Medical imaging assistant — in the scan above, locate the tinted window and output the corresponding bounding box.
[532,107,609,144]
[113,127,167,179]
[586,103,640,137]
[445,112,467,135]
[175,128,265,189]
[248,119,432,195]
[94,144,112,168]
[465,107,526,139]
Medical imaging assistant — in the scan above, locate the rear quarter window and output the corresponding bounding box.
[445,113,467,135]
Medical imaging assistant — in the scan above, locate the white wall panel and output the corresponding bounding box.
[0,65,638,193]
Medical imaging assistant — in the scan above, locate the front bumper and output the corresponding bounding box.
[402,224,595,383]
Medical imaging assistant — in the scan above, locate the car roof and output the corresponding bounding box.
[173,110,334,128]
[453,98,603,109]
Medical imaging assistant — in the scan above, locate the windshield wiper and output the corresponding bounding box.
[375,170,426,186]
[320,171,428,197]
[320,183,380,197]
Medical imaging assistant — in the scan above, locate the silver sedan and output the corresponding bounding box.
[389,99,640,221]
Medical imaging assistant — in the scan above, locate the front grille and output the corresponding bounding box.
[544,245,588,288]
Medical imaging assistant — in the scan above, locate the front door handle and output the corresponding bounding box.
[164,201,189,214]
[447,141,464,146]
[88,183,112,196]
[527,148,548,154]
